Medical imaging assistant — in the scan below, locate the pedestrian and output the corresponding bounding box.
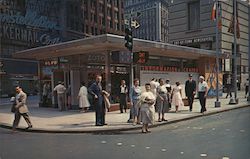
[198,76,208,114]
[225,75,232,98]
[129,78,142,125]
[42,82,50,105]
[119,80,128,113]
[165,79,172,109]
[138,83,156,133]
[66,85,72,109]
[78,82,90,112]
[185,74,196,112]
[53,81,67,111]
[12,86,32,131]
[150,78,159,97]
[156,78,169,122]
[88,75,107,126]
[244,79,249,98]
[171,81,184,113]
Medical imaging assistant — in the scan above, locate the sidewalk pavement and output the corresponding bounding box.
[0,91,249,133]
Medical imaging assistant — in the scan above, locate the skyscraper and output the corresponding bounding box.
[124,0,169,43]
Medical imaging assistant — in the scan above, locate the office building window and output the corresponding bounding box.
[114,0,119,6]
[115,22,119,30]
[188,1,200,30]
[94,14,97,22]
[109,20,113,28]
[102,17,106,26]
[91,27,94,35]
[115,11,119,20]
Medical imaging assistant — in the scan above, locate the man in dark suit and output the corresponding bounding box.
[185,74,196,111]
[12,86,33,131]
[88,75,106,126]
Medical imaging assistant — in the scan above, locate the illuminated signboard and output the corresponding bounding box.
[133,51,149,64]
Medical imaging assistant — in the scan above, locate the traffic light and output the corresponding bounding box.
[133,51,149,64]
[124,27,133,51]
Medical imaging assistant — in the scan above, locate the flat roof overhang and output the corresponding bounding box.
[14,34,225,60]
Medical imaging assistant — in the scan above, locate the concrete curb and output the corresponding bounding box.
[0,104,249,134]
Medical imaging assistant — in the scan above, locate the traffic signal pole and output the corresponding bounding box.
[128,19,134,89]
[124,13,134,88]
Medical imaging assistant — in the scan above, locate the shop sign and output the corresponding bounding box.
[173,36,215,45]
[87,55,105,63]
[0,10,62,30]
[0,24,62,45]
[141,66,198,73]
[1,24,37,44]
[38,33,61,45]
[43,60,58,66]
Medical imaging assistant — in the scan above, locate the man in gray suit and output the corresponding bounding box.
[12,86,32,131]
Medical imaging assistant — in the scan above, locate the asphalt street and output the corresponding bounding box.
[0,107,249,159]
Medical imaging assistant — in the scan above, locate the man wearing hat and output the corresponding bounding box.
[185,74,196,111]
[198,76,208,113]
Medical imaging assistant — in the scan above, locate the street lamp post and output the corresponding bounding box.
[229,0,239,104]
[248,2,250,101]
[215,0,221,107]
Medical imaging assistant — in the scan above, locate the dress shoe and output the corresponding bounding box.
[146,130,151,133]
[141,130,147,133]
[25,125,32,130]
[96,123,103,126]
[103,123,108,125]
[162,118,168,122]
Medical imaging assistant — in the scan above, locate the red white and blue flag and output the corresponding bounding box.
[211,1,222,29]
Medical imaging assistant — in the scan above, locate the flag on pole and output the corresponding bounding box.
[211,2,216,21]
[228,2,240,38]
[211,1,222,29]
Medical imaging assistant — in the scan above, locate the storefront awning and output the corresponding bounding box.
[14,34,225,60]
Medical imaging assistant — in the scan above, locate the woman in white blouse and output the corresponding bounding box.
[78,82,90,112]
[138,83,156,133]
[171,81,184,112]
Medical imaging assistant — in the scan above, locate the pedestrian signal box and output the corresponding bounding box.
[133,51,149,64]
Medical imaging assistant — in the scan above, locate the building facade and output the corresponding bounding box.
[14,34,219,108]
[82,0,125,36]
[0,0,125,97]
[168,0,249,89]
[124,0,169,42]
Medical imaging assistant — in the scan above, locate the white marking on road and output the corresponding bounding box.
[226,129,230,131]
[212,128,216,130]
[240,130,245,133]
[187,127,190,129]
[145,147,150,149]
[131,145,135,147]
[200,154,207,157]
[161,149,167,152]
[180,152,184,154]
[222,157,230,159]
[101,141,107,144]
[117,143,123,146]
[193,127,203,130]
